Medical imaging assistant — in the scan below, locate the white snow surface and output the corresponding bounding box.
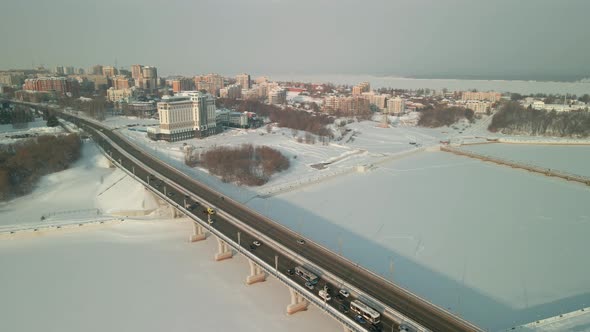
[0,142,159,228]
[461,143,590,178]
[0,117,64,144]
[98,115,590,330]
[0,219,340,332]
[0,139,340,332]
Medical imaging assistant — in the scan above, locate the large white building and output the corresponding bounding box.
[148,91,218,141]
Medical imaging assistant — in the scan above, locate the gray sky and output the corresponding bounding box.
[1,0,589,80]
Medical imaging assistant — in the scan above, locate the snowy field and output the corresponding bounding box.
[0,220,340,332]
[0,117,63,145]
[461,143,590,178]
[115,115,450,198]
[244,151,590,331]
[0,140,339,332]
[101,115,590,330]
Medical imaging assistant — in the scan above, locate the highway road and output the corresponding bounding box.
[56,110,481,332]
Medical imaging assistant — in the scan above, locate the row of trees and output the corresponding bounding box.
[198,144,290,186]
[0,134,82,201]
[218,99,334,138]
[417,105,475,127]
[489,101,590,137]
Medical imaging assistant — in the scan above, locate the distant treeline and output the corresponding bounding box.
[418,105,475,127]
[0,134,82,201]
[489,101,590,137]
[218,99,334,137]
[199,144,289,186]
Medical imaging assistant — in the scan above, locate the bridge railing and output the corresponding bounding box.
[96,138,367,332]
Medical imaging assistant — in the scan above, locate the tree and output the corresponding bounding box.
[46,115,59,127]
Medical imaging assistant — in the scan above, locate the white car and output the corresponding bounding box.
[339,289,350,298]
[297,239,306,245]
[319,289,331,301]
[253,240,261,247]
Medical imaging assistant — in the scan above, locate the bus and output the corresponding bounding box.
[294,266,319,285]
[350,300,381,325]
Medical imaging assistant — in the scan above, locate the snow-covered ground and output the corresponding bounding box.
[0,139,340,332]
[461,143,590,178]
[0,219,340,332]
[0,117,64,145]
[0,142,159,228]
[98,115,590,330]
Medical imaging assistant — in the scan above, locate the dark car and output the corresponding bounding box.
[249,244,256,250]
[369,325,382,332]
[287,269,294,275]
[354,315,366,324]
[338,304,349,313]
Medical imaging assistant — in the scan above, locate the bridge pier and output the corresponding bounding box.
[246,259,266,285]
[214,237,233,261]
[286,288,308,315]
[189,223,206,242]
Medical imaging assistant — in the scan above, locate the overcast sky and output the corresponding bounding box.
[1,0,589,80]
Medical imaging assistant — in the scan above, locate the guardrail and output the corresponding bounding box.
[441,145,590,186]
[95,134,366,332]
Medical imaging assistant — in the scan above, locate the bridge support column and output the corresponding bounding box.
[286,288,308,315]
[214,237,233,261]
[246,259,266,285]
[189,223,206,242]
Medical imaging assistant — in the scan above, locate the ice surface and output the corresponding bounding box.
[461,143,590,178]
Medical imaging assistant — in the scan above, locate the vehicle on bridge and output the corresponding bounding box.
[350,299,381,325]
[294,266,319,285]
[319,288,331,301]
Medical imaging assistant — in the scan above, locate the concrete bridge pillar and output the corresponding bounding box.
[214,237,233,261]
[189,223,206,242]
[246,259,266,285]
[286,288,308,315]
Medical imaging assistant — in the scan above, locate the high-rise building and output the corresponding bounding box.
[54,66,65,75]
[148,91,218,141]
[171,78,194,93]
[352,82,370,96]
[23,77,80,97]
[76,68,85,75]
[64,66,75,75]
[139,66,158,90]
[102,66,117,77]
[236,73,251,89]
[131,64,144,80]
[112,75,132,90]
[219,84,242,99]
[268,88,287,105]
[361,91,389,110]
[91,65,103,75]
[387,97,405,114]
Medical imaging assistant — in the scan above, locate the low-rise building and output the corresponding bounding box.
[465,100,491,114]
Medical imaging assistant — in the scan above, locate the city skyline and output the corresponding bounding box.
[1,0,590,81]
